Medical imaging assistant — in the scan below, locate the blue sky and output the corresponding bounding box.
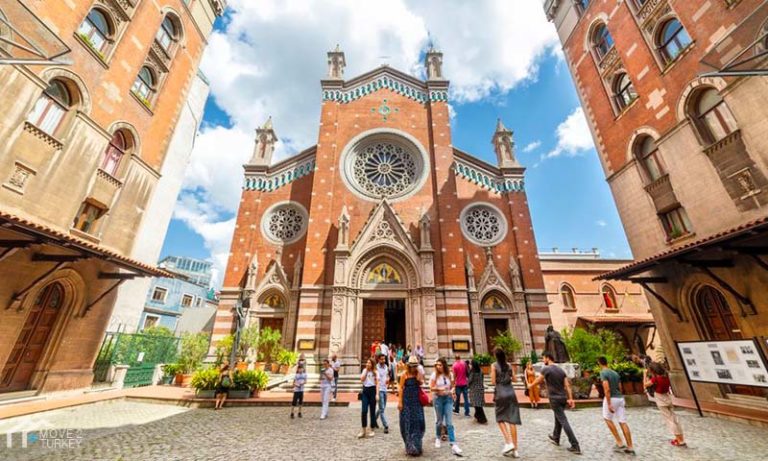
[159,1,631,287]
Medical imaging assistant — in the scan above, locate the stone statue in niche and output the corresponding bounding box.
[246,255,258,289]
[509,259,523,292]
[544,325,571,363]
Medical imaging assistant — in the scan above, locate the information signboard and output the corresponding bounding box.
[677,339,768,388]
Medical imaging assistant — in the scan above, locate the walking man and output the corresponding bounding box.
[598,356,635,455]
[452,354,470,417]
[331,354,342,402]
[320,358,334,420]
[531,352,581,455]
[376,353,391,433]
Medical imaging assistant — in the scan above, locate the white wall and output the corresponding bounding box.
[108,73,210,332]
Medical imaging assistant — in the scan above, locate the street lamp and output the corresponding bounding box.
[230,288,255,366]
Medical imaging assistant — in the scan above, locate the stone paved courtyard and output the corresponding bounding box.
[1,400,767,461]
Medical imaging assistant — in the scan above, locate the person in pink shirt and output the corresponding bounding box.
[452,354,470,417]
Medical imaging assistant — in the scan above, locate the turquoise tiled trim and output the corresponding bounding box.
[322,76,448,104]
[243,158,316,191]
[454,161,524,193]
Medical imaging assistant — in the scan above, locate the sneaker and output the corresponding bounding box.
[331,398,336,402]
[320,415,327,420]
[671,440,687,447]
[367,429,375,437]
[290,413,294,419]
[566,446,582,455]
[624,448,636,456]
[502,443,515,455]
[548,435,560,446]
[298,413,302,418]
[357,430,366,439]
[383,427,389,434]
[435,438,441,449]
[613,444,626,452]
[512,450,520,459]
[451,444,463,457]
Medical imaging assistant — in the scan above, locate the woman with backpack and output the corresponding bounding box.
[491,348,521,458]
[398,355,426,456]
[644,362,686,447]
[214,361,232,410]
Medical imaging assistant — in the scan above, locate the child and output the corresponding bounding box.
[291,364,307,419]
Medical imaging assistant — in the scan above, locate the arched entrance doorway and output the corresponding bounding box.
[1,282,65,392]
[693,285,764,397]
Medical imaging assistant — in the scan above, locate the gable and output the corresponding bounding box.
[322,66,448,105]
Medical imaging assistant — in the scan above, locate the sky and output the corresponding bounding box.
[160,0,631,288]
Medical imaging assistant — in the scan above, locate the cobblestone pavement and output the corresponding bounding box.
[1,400,767,461]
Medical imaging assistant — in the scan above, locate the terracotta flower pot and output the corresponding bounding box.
[279,364,289,374]
[175,373,193,387]
[236,362,248,371]
[254,362,265,371]
[270,363,280,373]
[481,365,491,375]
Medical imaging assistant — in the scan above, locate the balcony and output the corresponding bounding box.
[636,0,666,25]
[644,173,679,213]
[89,169,123,208]
[597,46,620,76]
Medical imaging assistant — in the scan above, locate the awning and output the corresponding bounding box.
[699,0,768,77]
[0,210,173,278]
[595,216,768,281]
[0,0,71,65]
[577,316,655,326]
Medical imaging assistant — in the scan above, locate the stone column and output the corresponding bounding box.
[468,292,485,354]
[421,291,439,362]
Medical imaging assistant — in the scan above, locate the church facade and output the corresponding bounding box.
[213,48,552,371]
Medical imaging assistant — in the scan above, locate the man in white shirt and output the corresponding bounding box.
[379,341,390,363]
[375,354,390,433]
[331,354,342,401]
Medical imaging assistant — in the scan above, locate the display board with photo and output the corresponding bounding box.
[677,339,768,388]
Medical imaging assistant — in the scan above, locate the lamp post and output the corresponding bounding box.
[230,288,254,367]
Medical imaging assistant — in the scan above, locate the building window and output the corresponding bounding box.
[143,315,159,330]
[560,284,577,310]
[131,66,156,105]
[261,202,308,244]
[77,8,113,54]
[635,136,666,182]
[660,207,693,240]
[72,201,106,234]
[694,88,738,144]
[155,15,178,52]
[152,287,168,303]
[195,297,202,307]
[613,73,638,110]
[101,131,132,176]
[27,80,72,135]
[658,18,692,63]
[460,203,508,246]
[576,0,590,13]
[593,24,615,59]
[181,294,193,307]
[602,284,618,309]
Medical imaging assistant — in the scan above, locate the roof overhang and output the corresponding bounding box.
[0,210,173,278]
[0,0,72,66]
[576,316,656,326]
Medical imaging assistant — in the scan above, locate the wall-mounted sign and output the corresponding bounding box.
[297,339,315,351]
[677,339,768,388]
[452,340,470,353]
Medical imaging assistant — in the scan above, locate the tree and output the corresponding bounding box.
[560,326,627,371]
[492,330,523,361]
[179,332,210,373]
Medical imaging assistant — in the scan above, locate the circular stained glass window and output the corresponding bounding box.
[460,203,508,246]
[261,202,308,244]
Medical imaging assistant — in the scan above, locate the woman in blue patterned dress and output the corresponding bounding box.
[398,355,425,456]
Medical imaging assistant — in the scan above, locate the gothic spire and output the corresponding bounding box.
[327,44,346,79]
[492,118,519,168]
[248,116,277,166]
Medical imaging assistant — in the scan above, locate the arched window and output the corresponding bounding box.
[77,9,113,53]
[27,80,72,135]
[482,294,507,310]
[634,135,665,182]
[366,263,402,284]
[593,24,614,59]
[155,15,178,52]
[658,18,692,63]
[102,130,134,176]
[131,66,155,103]
[613,73,637,110]
[577,0,590,13]
[693,88,738,144]
[560,284,576,310]
[693,286,740,340]
[602,284,618,309]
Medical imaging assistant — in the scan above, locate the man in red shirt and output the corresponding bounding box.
[452,354,470,416]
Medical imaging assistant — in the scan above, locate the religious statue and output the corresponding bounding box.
[544,325,570,363]
[246,254,258,289]
[509,259,523,292]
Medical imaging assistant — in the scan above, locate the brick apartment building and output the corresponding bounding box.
[545,0,768,418]
[0,0,223,395]
[214,47,552,372]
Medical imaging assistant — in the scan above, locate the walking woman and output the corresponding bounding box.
[491,348,521,458]
[430,357,463,456]
[644,362,686,447]
[320,358,334,420]
[359,357,379,438]
[399,356,426,456]
[214,361,231,410]
[467,359,487,424]
[525,361,541,409]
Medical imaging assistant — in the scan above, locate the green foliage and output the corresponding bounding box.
[111,330,178,367]
[240,324,261,357]
[78,32,105,60]
[162,363,182,378]
[473,353,494,366]
[179,332,210,374]
[190,368,219,391]
[491,330,523,359]
[233,369,269,391]
[257,327,282,363]
[560,326,627,371]
[520,355,530,369]
[610,361,643,382]
[570,377,594,400]
[214,334,234,365]
[530,350,539,365]
[277,349,298,366]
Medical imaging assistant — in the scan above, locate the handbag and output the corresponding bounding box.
[418,387,430,406]
[357,391,363,401]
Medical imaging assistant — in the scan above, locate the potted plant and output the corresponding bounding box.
[251,369,269,398]
[473,353,494,374]
[492,330,523,362]
[256,327,282,372]
[177,332,210,386]
[277,349,298,374]
[162,363,181,385]
[190,368,219,399]
[230,369,269,398]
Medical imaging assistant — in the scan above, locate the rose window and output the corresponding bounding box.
[460,204,507,245]
[262,203,307,244]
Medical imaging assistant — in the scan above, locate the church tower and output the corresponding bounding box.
[493,118,519,169]
[248,117,277,167]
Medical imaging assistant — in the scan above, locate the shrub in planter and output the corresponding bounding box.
[492,330,523,361]
[179,332,210,377]
[231,369,269,398]
[256,327,282,369]
[473,353,494,374]
[190,368,220,398]
[570,377,593,400]
[277,349,298,374]
[162,363,181,385]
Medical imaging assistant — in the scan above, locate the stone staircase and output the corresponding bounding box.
[714,393,768,412]
[276,374,526,393]
[0,390,45,407]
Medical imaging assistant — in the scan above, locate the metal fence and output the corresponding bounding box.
[93,331,180,387]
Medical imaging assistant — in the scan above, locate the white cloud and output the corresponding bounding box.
[543,107,594,159]
[522,140,542,153]
[179,1,559,285]
[596,219,607,227]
